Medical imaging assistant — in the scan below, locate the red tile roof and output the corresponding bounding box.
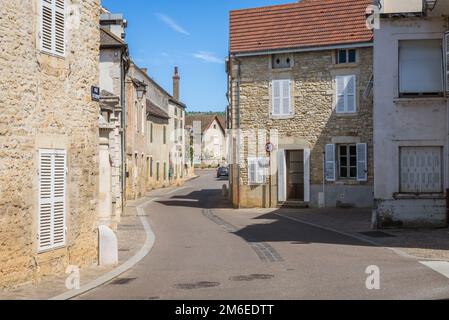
[229,0,373,54]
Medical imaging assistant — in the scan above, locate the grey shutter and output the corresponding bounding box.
[272,80,281,115]
[325,144,336,182]
[347,75,357,113]
[336,76,346,113]
[281,80,291,115]
[303,149,310,202]
[278,150,286,201]
[356,143,368,182]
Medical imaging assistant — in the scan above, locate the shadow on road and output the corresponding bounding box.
[156,189,232,209]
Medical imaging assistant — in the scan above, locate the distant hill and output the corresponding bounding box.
[187,111,225,116]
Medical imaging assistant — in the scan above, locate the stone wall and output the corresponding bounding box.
[229,47,373,208]
[0,0,100,288]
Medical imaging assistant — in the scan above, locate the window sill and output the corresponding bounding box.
[270,114,295,120]
[335,112,358,117]
[270,67,294,72]
[333,62,359,69]
[394,97,447,104]
[393,193,445,200]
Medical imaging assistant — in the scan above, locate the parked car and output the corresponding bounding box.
[217,166,229,178]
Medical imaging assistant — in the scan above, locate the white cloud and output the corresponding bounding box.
[156,13,190,35]
[193,51,223,64]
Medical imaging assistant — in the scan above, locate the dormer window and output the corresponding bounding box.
[272,54,292,69]
[336,49,356,64]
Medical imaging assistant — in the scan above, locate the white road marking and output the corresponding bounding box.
[420,261,449,279]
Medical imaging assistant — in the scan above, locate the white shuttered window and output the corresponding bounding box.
[336,75,357,113]
[38,149,67,252]
[248,157,267,185]
[40,0,66,57]
[272,79,291,116]
[400,147,443,193]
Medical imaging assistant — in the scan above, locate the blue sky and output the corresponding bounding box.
[102,0,295,112]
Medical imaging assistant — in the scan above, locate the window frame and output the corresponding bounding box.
[247,157,267,185]
[271,79,292,117]
[337,144,357,180]
[336,49,357,64]
[335,75,357,114]
[39,0,66,58]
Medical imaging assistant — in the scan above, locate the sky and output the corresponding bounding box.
[101,0,296,112]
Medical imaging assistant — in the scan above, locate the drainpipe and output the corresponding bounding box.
[235,57,242,209]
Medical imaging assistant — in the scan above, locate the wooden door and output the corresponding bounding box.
[286,150,304,201]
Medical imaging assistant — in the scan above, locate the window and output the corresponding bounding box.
[150,123,153,143]
[326,143,367,182]
[336,49,356,64]
[338,145,357,179]
[399,40,443,96]
[248,157,267,185]
[141,105,145,135]
[40,0,66,57]
[38,149,67,252]
[336,75,357,113]
[150,157,153,178]
[163,162,167,180]
[271,79,291,116]
[272,54,292,69]
[163,126,167,144]
[400,147,443,193]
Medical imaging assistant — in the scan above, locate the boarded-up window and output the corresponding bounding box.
[400,147,443,193]
[40,0,66,57]
[38,149,67,252]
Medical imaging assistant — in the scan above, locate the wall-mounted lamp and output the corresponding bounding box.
[136,83,147,100]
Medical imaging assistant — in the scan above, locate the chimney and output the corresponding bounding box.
[173,66,180,101]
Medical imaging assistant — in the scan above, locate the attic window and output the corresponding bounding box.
[337,49,356,64]
[272,54,292,69]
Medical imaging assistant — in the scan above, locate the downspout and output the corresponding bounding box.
[235,57,242,209]
[120,50,128,213]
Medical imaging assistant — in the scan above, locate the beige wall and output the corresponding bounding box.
[202,119,226,166]
[229,47,373,208]
[0,0,100,288]
[146,117,170,189]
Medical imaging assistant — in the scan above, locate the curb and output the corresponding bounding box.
[49,198,157,300]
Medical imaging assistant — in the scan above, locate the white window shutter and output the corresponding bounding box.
[282,80,291,115]
[54,0,66,56]
[272,80,281,115]
[41,0,54,53]
[336,76,346,113]
[38,149,67,252]
[278,150,286,201]
[347,75,357,113]
[303,149,311,202]
[256,159,265,184]
[248,158,257,185]
[356,143,368,182]
[40,0,65,56]
[325,144,336,182]
[445,32,449,94]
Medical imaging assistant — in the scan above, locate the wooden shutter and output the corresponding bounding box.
[41,0,53,53]
[54,0,65,56]
[40,0,65,56]
[38,149,67,252]
[347,75,356,113]
[281,80,291,115]
[303,149,311,202]
[356,143,368,182]
[325,144,336,182]
[272,80,281,115]
[336,76,346,113]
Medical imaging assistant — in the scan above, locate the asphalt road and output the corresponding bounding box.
[78,170,449,300]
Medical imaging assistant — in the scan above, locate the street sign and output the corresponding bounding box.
[266,142,274,153]
[91,86,100,102]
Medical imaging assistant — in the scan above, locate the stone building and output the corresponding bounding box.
[185,114,227,167]
[227,0,374,208]
[0,0,100,288]
[373,0,449,228]
[99,9,130,225]
[125,63,187,199]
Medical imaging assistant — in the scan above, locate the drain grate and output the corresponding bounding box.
[359,231,396,238]
[230,274,274,282]
[110,278,137,285]
[174,281,220,290]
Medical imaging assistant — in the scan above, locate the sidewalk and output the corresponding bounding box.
[272,207,449,261]
[0,198,152,300]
